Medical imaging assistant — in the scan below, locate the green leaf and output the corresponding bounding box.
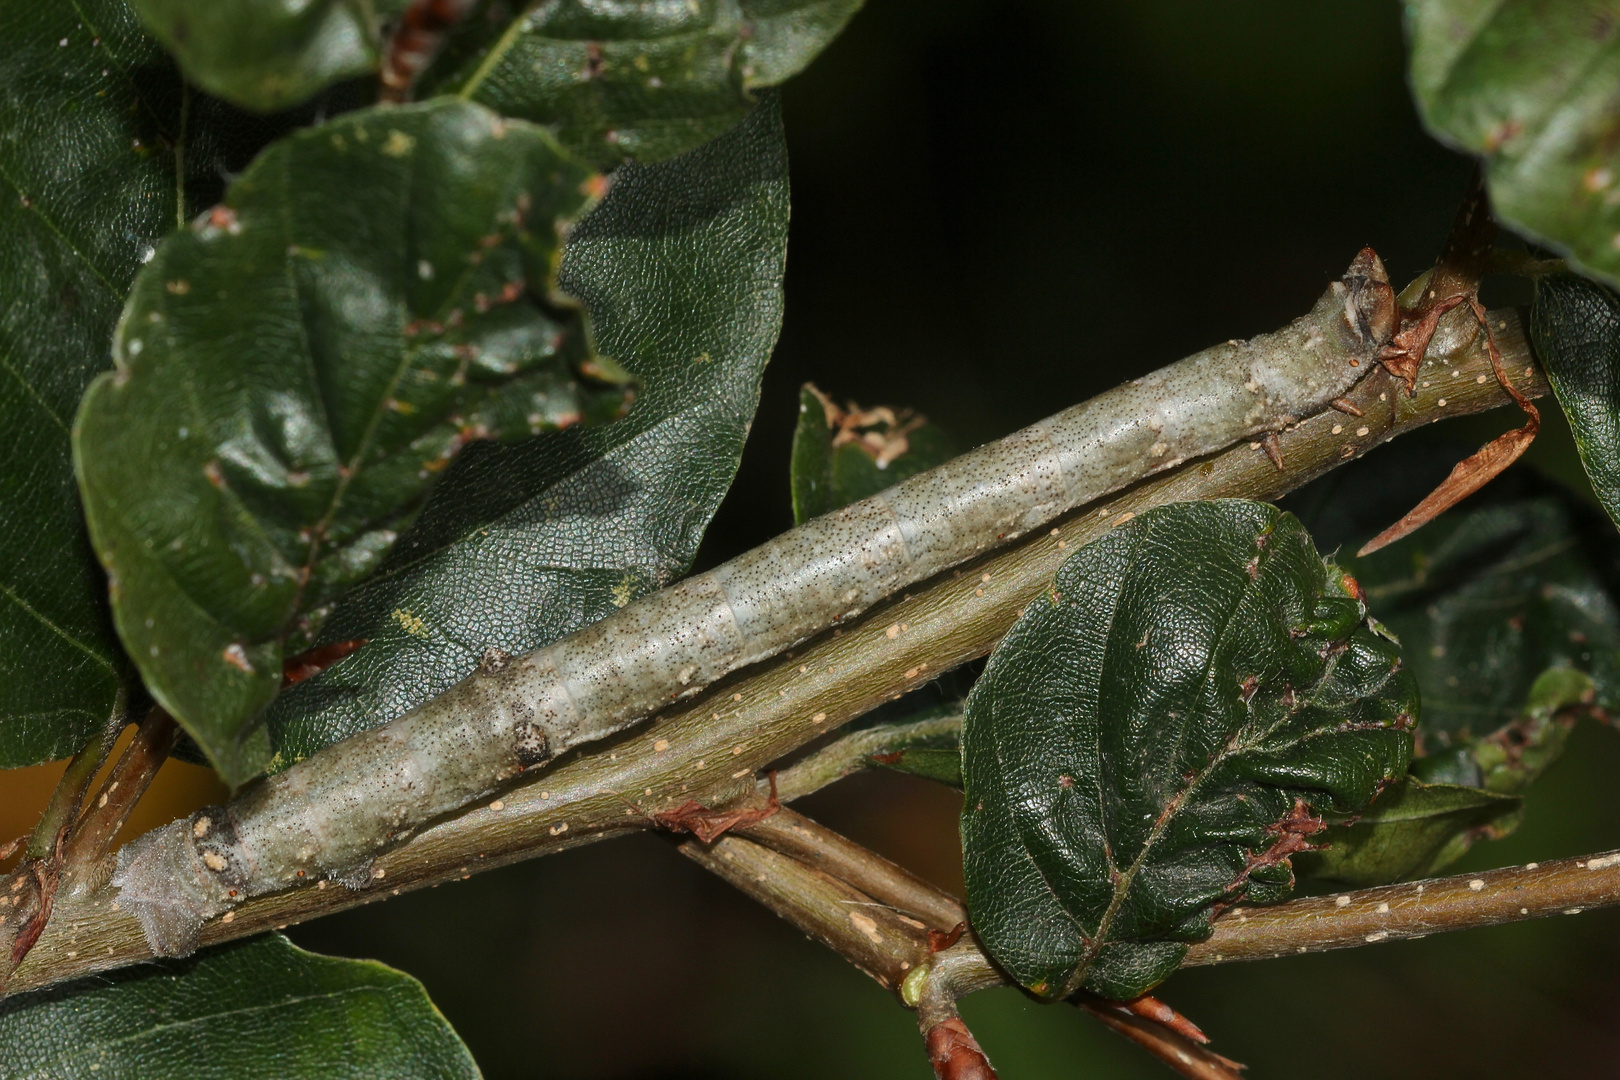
[873,745,963,787]
[0,0,314,767]
[74,99,623,786]
[1530,271,1620,531]
[790,384,956,524]
[849,704,965,787]
[0,934,478,1079]
[1290,450,1620,790]
[1297,778,1521,887]
[423,0,863,167]
[263,95,788,767]
[1405,1,1620,287]
[130,0,406,112]
[961,500,1415,1001]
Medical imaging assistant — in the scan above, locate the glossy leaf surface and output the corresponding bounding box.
[0,934,477,1079]
[962,501,1415,1001]
[0,0,314,767]
[1531,272,1620,531]
[263,96,788,768]
[74,99,619,786]
[423,0,863,167]
[1293,450,1620,778]
[1406,0,1620,287]
[790,383,955,525]
[130,0,406,112]
[1298,778,1520,886]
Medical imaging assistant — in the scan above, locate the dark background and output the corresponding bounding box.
[47,1,1620,1076]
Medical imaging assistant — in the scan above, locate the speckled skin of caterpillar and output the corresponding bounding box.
[113,250,1398,956]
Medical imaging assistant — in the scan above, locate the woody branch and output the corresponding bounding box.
[5,310,1572,996]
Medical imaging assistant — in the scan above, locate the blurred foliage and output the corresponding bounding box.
[0,934,478,1078]
[1407,0,1620,289]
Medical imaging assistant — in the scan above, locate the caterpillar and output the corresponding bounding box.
[113,250,1397,956]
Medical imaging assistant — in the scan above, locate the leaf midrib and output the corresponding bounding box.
[1058,533,1338,998]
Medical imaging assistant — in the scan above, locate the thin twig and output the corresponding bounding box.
[739,806,965,931]
[678,831,930,993]
[1072,998,1246,1080]
[773,715,962,802]
[58,708,179,896]
[1185,849,1620,965]
[23,692,128,860]
[5,312,1545,996]
[685,816,1245,1080]
[0,692,129,983]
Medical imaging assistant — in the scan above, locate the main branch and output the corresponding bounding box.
[6,311,1548,995]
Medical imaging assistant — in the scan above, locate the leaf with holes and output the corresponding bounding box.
[961,500,1415,1001]
[73,99,626,786]
[790,383,955,525]
[129,0,409,112]
[421,0,864,167]
[261,95,788,769]
[1406,1,1620,287]
[0,934,477,1078]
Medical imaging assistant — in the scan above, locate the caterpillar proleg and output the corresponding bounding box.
[113,250,1398,956]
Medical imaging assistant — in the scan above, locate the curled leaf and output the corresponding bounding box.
[1298,778,1521,887]
[962,501,1415,1001]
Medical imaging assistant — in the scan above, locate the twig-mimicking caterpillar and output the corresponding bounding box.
[113,251,1398,956]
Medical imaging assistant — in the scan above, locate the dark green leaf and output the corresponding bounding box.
[0,934,477,1079]
[1297,778,1521,887]
[1289,449,1620,786]
[422,0,863,167]
[74,99,622,786]
[1531,271,1620,531]
[0,1,314,767]
[790,383,955,524]
[1406,1,1620,287]
[130,0,404,112]
[263,96,788,768]
[1282,448,1620,882]
[961,500,1415,1001]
